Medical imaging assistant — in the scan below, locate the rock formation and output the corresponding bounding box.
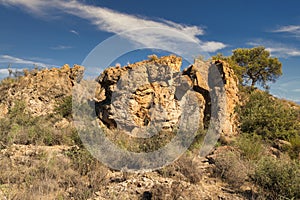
[188,59,240,136]
[214,60,240,136]
[0,55,239,137]
[94,56,201,137]
[95,55,239,137]
[0,64,84,117]
[0,55,242,199]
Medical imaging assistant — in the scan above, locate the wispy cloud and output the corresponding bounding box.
[266,47,300,57]
[292,88,300,93]
[271,77,300,103]
[70,29,79,36]
[50,45,73,50]
[0,68,10,75]
[0,0,226,53]
[247,40,300,58]
[272,25,300,37]
[0,54,54,67]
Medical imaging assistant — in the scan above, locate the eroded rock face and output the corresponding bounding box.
[95,55,239,136]
[0,64,84,116]
[214,60,240,136]
[0,55,239,137]
[95,55,203,135]
[184,59,240,136]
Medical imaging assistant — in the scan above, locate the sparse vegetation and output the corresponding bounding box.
[226,85,300,199]
[213,151,248,188]
[55,95,73,119]
[253,156,300,199]
[235,134,263,161]
[0,100,79,147]
[289,134,300,159]
[0,145,109,199]
[0,53,299,200]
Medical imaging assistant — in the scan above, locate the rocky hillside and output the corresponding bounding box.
[0,55,239,137]
[0,55,299,200]
[0,64,84,117]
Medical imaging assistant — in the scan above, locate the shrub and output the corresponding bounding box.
[0,77,17,88]
[213,151,248,188]
[55,95,73,119]
[289,134,300,160]
[238,90,300,141]
[149,181,200,200]
[253,157,300,199]
[175,155,202,184]
[148,54,158,61]
[236,134,263,161]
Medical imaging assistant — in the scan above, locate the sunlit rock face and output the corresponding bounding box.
[0,64,84,117]
[0,55,239,137]
[94,55,200,136]
[94,55,239,137]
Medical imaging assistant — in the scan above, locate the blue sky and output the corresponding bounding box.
[0,0,299,103]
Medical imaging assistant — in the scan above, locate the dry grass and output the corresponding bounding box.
[0,146,109,200]
[157,153,202,184]
[0,100,81,148]
[213,151,248,188]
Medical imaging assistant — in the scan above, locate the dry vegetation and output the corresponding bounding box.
[0,66,299,199]
[211,88,300,200]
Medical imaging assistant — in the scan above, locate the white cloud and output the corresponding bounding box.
[200,41,227,53]
[246,42,261,46]
[0,68,9,76]
[0,54,53,67]
[247,40,300,58]
[60,1,205,42]
[70,29,79,36]
[0,0,48,14]
[272,25,300,36]
[0,0,226,53]
[50,45,73,50]
[266,47,300,57]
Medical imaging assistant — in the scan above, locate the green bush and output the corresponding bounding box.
[236,134,263,161]
[289,135,300,160]
[55,95,73,119]
[253,157,300,199]
[238,90,300,141]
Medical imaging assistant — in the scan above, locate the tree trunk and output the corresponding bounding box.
[251,80,256,88]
